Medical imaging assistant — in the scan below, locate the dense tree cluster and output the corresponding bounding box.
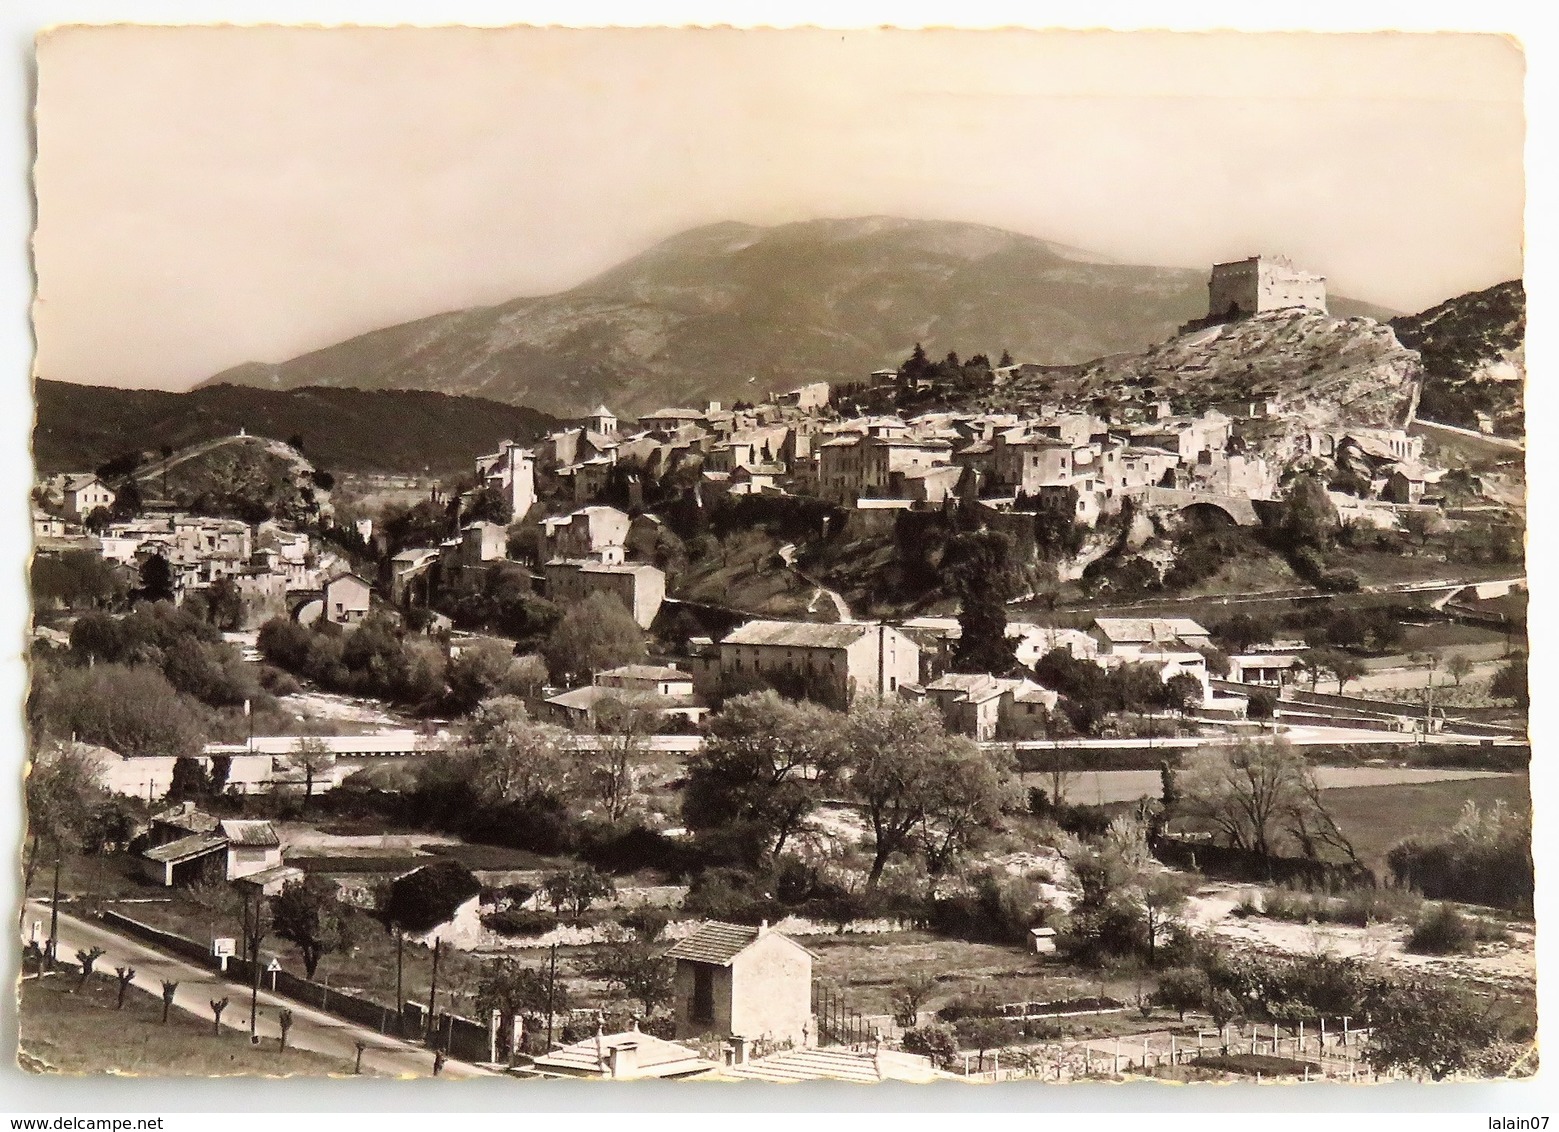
[70,603,264,709]
[1387,800,1533,914]
[1031,647,1186,735]
[257,614,447,709]
[30,663,212,760]
[539,592,647,685]
[686,694,1019,890]
[943,529,1020,674]
[437,563,561,648]
[31,550,129,611]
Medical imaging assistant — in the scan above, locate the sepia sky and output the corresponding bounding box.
[32,25,1525,391]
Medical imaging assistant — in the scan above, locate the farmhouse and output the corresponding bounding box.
[1089,617,1212,660]
[666,921,815,1048]
[924,673,1060,741]
[138,811,284,889]
[719,619,920,709]
[545,664,708,729]
[61,474,115,519]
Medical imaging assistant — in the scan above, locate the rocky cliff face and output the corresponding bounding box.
[992,308,1424,461]
[196,216,1394,418]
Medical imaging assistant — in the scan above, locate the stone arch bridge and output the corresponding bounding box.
[1128,487,1262,527]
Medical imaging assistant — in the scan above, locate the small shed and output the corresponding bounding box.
[1029,926,1058,955]
[234,863,306,897]
[140,832,228,888]
[218,819,283,880]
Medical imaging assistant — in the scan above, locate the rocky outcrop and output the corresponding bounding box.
[997,309,1424,463]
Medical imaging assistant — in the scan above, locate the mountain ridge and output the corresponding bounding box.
[196,217,1398,417]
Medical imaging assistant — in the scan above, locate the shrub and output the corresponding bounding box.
[901,1022,959,1069]
[928,871,1045,946]
[1318,568,1362,593]
[954,1016,1026,1055]
[681,867,784,925]
[481,909,559,938]
[1386,800,1533,913]
[500,883,537,907]
[1154,966,1211,1021]
[579,822,702,879]
[936,991,1005,1024]
[1406,903,1476,955]
[1334,885,1420,927]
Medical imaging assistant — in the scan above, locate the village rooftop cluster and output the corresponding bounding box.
[22,255,1531,1084]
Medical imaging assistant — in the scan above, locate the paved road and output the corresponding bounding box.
[23,900,492,1079]
[999,726,1524,751]
[1025,574,1524,616]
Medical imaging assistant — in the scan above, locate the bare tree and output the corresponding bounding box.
[290,737,334,803]
[586,693,659,823]
[1177,739,1351,863]
[75,946,105,990]
[239,887,271,1043]
[211,996,229,1035]
[114,965,136,1009]
[892,973,939,1027]
[278,1008,294,1051]
[160,980,178,1023]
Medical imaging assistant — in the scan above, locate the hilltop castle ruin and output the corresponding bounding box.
[1207,255,1328,320]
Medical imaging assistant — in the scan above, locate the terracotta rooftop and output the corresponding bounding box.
[664,921,762,965]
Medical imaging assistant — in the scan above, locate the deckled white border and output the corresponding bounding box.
[0,0,1551,1120]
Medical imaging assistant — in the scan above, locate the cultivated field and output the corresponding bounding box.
[1321,773,1531,879]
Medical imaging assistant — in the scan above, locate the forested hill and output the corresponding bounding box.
[32,381,561,475]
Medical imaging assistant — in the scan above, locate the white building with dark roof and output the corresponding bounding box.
[62,474,116,519]
[666,921,815,1049]
[1089,617,1212,660]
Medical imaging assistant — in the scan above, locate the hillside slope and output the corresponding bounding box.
[32,381,560,475]
[196,217,1394,417]
[1391,279,1524,439]
[130,433,326,524]
[986,309,1423,461]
